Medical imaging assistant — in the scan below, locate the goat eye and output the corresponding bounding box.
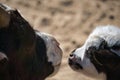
[86,46,97,58]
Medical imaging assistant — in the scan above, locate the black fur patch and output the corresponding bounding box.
[86,46,120,80]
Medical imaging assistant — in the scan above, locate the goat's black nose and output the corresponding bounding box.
[69,54,77,65]
[70,54,74,57]
[68,54,83,69]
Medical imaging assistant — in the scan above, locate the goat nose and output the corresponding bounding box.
[69,54,78,65]
[68,54,83,69]
[70,53,74,57]
[69,54,76,60]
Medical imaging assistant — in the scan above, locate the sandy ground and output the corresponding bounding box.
[1,0,120,80]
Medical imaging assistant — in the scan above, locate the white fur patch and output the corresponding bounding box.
[85,25,120,49]
[0,52,8,60]
[36,32,62,76]
[0,3,12,11]
[72,25,120,79]
[75,25,120,59]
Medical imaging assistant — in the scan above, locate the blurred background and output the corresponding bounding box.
[1,0,120,80]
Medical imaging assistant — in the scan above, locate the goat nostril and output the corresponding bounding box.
[69,54,77,63]
[69,54,81,62]
[70,54,73,57]
[69,54,76,60]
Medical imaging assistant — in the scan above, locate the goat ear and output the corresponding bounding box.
[110,48,120,56]
[0,3,10,28]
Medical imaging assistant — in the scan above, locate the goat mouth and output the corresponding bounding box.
[69,61,83,70]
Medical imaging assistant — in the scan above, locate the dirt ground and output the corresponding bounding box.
[1,0,120,80]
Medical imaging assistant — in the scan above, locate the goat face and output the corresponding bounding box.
[68,25,120,80]
[0,3,62,79]
[36,32,63,77]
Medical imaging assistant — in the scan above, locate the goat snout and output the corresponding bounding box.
[68,53,83,69]
[69,54,78,62]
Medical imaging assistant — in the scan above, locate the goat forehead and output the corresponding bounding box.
[85,25,120,49]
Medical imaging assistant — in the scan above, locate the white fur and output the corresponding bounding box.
[36,32,62,76]
[72,25,120,80]
[0,3,12,11]
[85,25,120,49]
[0,52,8,60]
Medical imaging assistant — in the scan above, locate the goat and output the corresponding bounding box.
[69,25,120,80]
[0,3,62,80]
